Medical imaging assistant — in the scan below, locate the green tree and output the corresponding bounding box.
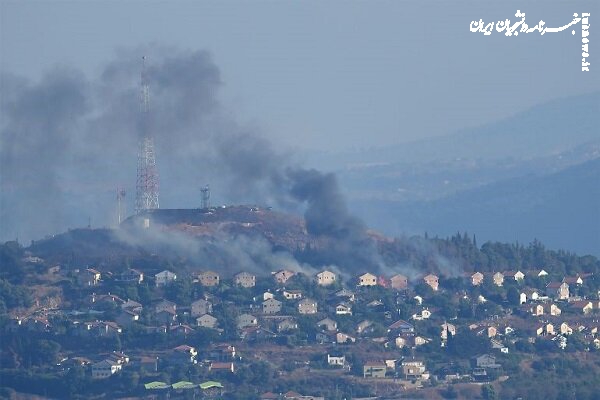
[0,241,25,283]
[33,339,61,366]
[506,286,521,306]
[482,384,497,400]
[447,330,489,358]
[138,283,152,304]
[440,385,458,399]
[165,278,193,305]
[458,298,473,318]
[414,282,433,298]
[0,279,32,309]
[65,366,88,396]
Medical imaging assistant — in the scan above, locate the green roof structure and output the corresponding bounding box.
[200,380,224,390]
[171,381,196,390]
[144,381,170,390]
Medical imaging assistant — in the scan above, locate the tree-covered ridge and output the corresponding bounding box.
[372,233,599,279]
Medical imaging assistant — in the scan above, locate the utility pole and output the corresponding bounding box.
[116,187,126,224]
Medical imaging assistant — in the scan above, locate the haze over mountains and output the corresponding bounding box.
[313,91,599,167]
[309,92,600,256]
[351,158,600,256]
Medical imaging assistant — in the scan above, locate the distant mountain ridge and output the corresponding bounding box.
[311,91,600,168]
[350,157,600,256]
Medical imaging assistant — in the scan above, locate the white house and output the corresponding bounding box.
[298,298,318,314]
[423,274,439,291]
[198,271,220,287]
[492,272,504,286]
[357,273,377,286]
[336,332,356,344]
[504,270,525,282]
[335,302,352,315]
[263,291,274,301]
[262,298,282,314]
[196,314,218,329]
[191,299,212,317]
[316,270,337,286]
[234,272,256,288]
[283,289,303,300]
[317,317,337,331]
[155,270,177,287]
[78,268,101,287]
[471,272,484,286]
[412,308,432,321]
[327,354,346,367]
[92,360,121,379]
[237,314,258,329]
[519,292,527,305]
[272,269,296,284]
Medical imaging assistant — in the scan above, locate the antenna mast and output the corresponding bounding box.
[135,56,160,214]
[200,185,211,210]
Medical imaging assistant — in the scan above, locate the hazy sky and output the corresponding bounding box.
[1,1,597,153]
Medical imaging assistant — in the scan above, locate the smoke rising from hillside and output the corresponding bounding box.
[114,226,316,277]
[286,168,383,271]
[1,46,400,274]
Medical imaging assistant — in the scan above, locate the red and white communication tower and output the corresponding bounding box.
[135,56,160,214]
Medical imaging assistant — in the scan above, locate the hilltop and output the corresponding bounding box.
[123,205,312,249]
[29,206,313,268]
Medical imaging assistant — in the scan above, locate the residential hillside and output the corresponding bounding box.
[1,232,599,400]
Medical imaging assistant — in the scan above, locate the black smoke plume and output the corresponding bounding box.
[1,46,385,274]
[286,168,383,271]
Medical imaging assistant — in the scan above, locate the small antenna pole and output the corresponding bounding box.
[117,187,127,225]
[200,184,211,209]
